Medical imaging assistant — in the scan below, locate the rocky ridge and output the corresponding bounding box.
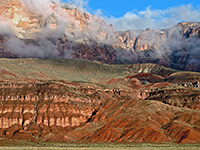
[0,1,200,71]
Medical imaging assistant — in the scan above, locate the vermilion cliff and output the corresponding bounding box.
[0,0,200,71]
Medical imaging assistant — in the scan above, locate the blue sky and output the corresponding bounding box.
[63,0,200,31]
[77,0,200,17]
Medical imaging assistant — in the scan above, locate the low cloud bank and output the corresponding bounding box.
[0,0,200,71]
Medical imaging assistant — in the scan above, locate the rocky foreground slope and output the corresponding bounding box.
[0,0,200,71]
[0,58,199,144]
[0,0,200,145]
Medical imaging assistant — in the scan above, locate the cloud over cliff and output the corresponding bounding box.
[0,0,200,72]
[20,0,61,17]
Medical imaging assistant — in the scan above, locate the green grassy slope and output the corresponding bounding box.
[0,58,127,83]
[0,58,199,84]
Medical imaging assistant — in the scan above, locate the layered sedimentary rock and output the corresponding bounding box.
[0,81,199,143]
[0,82,103,139]
[0,59,199,143]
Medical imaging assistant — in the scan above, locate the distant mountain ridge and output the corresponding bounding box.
[0,0,200,71]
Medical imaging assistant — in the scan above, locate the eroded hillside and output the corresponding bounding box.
[0,58,199,144]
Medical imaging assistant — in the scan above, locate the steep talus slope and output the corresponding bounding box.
[0,58,199,144]
[79,99,200,143]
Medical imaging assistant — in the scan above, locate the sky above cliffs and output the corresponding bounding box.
[88,0,200,17]
[63,0,200,31]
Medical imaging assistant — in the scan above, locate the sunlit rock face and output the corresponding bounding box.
[0,0,116,62]
[177,22,200,38]
[0,83,102,139]
[0,0,114,41]
[0,0,42,39]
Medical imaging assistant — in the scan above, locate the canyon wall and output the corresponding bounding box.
[1,0,200,71]
[0,83,104,139]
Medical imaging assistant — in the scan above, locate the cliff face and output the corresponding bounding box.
[0,81,199,143]
[115,22,200,51]
[0,0,116,63]
[0,0,42,39]
[1,1,200,70]
[1,0,200,71]
[0,0,113,40]
[0,82,104,139]
[115,29,168,52]
[115,22,200,71]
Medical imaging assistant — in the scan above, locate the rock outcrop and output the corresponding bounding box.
[0,81,199,143]
[0,82,103,139]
